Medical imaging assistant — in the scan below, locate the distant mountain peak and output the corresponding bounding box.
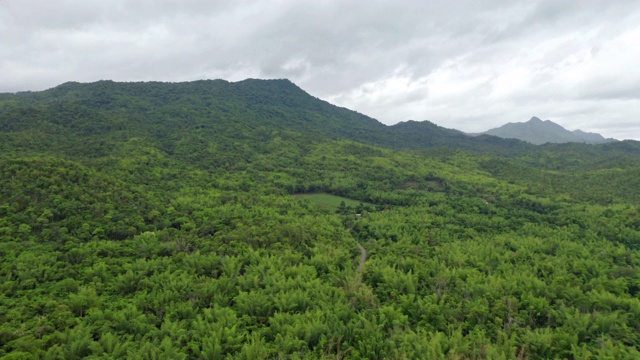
[478,117,617,145]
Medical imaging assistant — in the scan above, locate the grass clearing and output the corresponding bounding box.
[293,193,371,210]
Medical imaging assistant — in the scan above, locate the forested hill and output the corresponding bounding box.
[2,79,640,358]
[3,79,639,161]
[0,79,536,155]
[1,79,388,140]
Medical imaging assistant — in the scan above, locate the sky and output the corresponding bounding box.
[2,0,640,140]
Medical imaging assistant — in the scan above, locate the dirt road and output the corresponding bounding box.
[356,243,366,284]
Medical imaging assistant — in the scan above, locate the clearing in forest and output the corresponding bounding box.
[293,193,372,210]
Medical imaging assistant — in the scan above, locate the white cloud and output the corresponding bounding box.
[1,0,640,139]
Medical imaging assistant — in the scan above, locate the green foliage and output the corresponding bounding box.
[1,79,640,358]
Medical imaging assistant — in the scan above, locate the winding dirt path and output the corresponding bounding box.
[356,243,367,285]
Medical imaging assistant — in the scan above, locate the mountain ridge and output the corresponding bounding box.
[2,79,638,167]
[0,79,539,156]
[1,80,622,146]
[476,116,617,145]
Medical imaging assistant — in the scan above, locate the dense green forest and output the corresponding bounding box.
[2,79,640,359]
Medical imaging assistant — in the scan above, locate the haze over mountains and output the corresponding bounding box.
[474,116,617,145]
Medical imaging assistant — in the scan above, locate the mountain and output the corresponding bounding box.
[0,79,538,165]
[2,80,638,166]
[571,129,617,144]
[478,116,617,145]
[2,80,639,174]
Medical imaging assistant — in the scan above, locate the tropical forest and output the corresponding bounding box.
[1,79,640,359]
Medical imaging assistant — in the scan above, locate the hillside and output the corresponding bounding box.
[3,80,638,167]
[2,80,640,358]
[478,116,617,145]
[1,79,538,159]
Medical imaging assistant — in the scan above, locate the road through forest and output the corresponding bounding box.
[356,243,366,284]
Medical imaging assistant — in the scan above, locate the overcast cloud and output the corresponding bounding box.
[2,0,640,139]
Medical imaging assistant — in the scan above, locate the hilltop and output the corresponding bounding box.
[476,116,617,145]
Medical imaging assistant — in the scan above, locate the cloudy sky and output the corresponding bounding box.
[2,0,640,139]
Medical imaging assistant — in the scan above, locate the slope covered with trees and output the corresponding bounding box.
[1,80,640,358]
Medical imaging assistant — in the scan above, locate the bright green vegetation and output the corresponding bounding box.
[293,193,372,211]
[2,80,640,358]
